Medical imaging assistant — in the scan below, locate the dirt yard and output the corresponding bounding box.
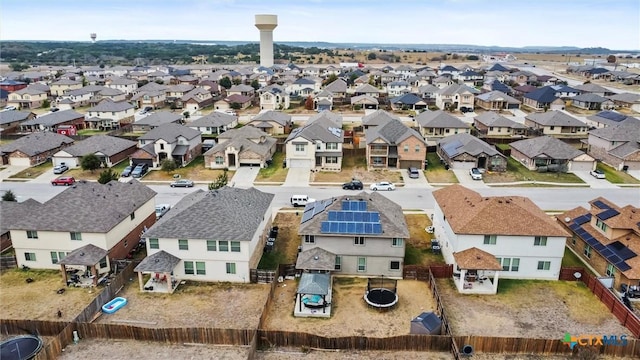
[257,348,452,360]
[262,277,436,338]
[0,269,100,322]
[437,279,630,339]
[95,279,270,329]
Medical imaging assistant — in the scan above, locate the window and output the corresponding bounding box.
[510,258,520,272]
[184,261,194,275]
[391,238,403,247]
[196,262,206,275]
[496,257,519,271]
[99,257,107,268]
[415,145,420,152]
[304,235,315,244]
[534,236,547,246]
[354,237,365,246]
[326,142,338,150]
[483,235,497,245]
[489,126,494,131]
[50,251,66,264]
[606,264,615,277]
[160,143,165,150]
[25,252,36,261]
[149,238,159,249]
[226,262,236,274]
[537,261,551,270]
[584,244,592,258]
[316,143,322,150]
[372,157,384,166]
[390,261,401,270]
[357,257,366,272]
[130,212,135,220]
[596,219,608,232]
[550,126,555,130]
[207,240,217,251]
[70,232,82,241]
[295,144,306,152]
[326,156,338,164]
[215,156,224,165]
[230,241,241,252]
[27,230,38,239]
[404,145,409,152]
[334,256,341,271]
[501,258,511,271]
[219,241,229,252]
[178,239,189,250]
[571,235,577,246]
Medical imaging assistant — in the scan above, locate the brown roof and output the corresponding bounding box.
[433,184,569,237]
[59,244,107,266]
[453,247,502,270]
[295,247,336,271]
[588,197,640,230]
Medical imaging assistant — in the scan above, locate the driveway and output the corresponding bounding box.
[627,170,640,181]
[31,169,62,184]
[452,169,488,189]
[571,171,618,189]
[402,169,432,189]
[229,166,260,188]
[283,166,310,187]
[0,165,28,181]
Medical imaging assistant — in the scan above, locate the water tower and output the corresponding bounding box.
[254,14,277,67]
[90,33,97,43]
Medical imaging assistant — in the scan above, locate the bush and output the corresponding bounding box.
[161,159,178,172]
[98,168,119,184]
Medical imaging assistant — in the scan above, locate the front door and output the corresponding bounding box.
[315,156,322,166]
[477,156,487,169]
[228,154,236,167]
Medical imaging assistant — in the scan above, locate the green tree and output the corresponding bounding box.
[82,76,88,86]
[607,55,616,63]
[1,190,17,202]
[232,78,242,86]
[9,62,29,71]
[98,168,119,184]
[161,159,177,172]
[250,79,260,90]
[466,55,479,61]
[230,102,241,110]
[208,169,228,190]
[322,74,338,86]
[41,99,51,108]
[219,77,232,89]
[81,153,102,173]
[367,52,377,60]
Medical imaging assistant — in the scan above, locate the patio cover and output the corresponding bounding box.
[59,244,107,266]
[453,247,501,270]
[297,272,330,295]
[172,145,189,156]
[134,251,181,273]
[296,247,335,271]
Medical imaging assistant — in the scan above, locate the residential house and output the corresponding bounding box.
[188,112,238,135]
[417,84,440,105]
[7,86,48,109]
[287,78,319,97]
[259,87,290,111]
[474,91,521,110]
[457,70,484,87]
[132,112,183,132]
[433,185,570,289]
[417,110,470,145]
[298,193,409,278]
[389,93,427,111]
[392,65,416,79]
[20,109,85,133]
[323,79,348,104]
[0,110,36,134]
[551,85,581,99]
[437,133,507,171]
[314,90,334,111]
[227,84,255,97]
[302,66,321,77]
[557,198,640,290]
[204,127,276,170]
[512,85,538,100]
[573,83,616,97]
[104,77,138,95]
[361,110,400,130]
[165,84,196,105]
[50,79,82,96]
[353,83,381,98]
[484,80,513,95]
[181,87,214,113]
[214,94,252,111]
[285,112,343,170]
[522,86,565,111]
[525,111,588,138]
[171,75,199,86]
[365,118,427,169]
[439,65,460,78]
[3,181,156,269]
[56,85,102,107]
[432,75,455,89]
[85,100,135,130]
[141,187,274,283]
[198,80,221,96]
[0,80,28,92]
[435,84,479,111]
[350,94,379,110]
[608,93,640,113]
[52,135,137,168]
[473,112,528,137]
[0,132,74,166]
[587,119,640,171]
[131,82,168,110]
[585,111,638,129]
[509,136,595,172]
[246,110,292,135]
[89,87,127,105]
[386,81,411,97]
[132,123,202,168]
[509,71,535,86]
[571,93,614,110]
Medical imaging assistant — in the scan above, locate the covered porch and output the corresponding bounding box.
[59,244,110,288]
[134,251,181,294]
[295,272,332,318]
[452,247,501,295]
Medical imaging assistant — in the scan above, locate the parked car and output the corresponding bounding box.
[590,169,606,179]
[369,181,396,191]
[342,179,363,190]
[408,167,420,179]
[460,107,473,113]
[131,164,149,178]
[155,204,171,218]
[51,176,76,186]
[50,107,60,112]
[170,179,194,188]
[121,165,133,177]
[621,284,640,298]
[53,164,69,174]
[2,105,17,112]
[469,168,483,180]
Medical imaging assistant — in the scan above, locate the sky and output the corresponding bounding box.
[1,0,639,49]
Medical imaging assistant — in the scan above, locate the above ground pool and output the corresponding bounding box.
[364,288,399,309]
[0,335,43,360]
[102,296,128,314]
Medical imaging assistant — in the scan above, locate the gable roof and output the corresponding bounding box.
[189,112,236,127]
[572,93,609,103]
[587,111,638,127]
[224,94,252,103]
[510,136,585,160]
[474,112,527,128]
[390,93,424,105]
[523,86,558,102]
[362,110,400,127]
[0,110,33,125]
[206,127,276,157]
[144,187,274,240]
[135,112,183,127]
[589,119,640,142]
[0,132,74,156]
[417,110,469,128]
[134,250,181,273]
[56,135,136,157]
[250,110,292,126]
[526,111,585,127]
[366,118,425,146]
[324,78,347,93]
[59,244,108,266]
[21,110,84,127]
[573,83,610,93]
[307,111,343,126]
[438,133,503,158]
[476,91,521,104]
[433,184,569,236]
[453,247,501,270]
[608,92,640,103]
[286,116,343,143]
[354,83,380,93]
[438,83,480,96]
[228,84,254,93]
[87,100,134,112]
[138,123,201,142]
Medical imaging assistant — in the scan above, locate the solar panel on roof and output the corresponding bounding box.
[606,254,622,264]
[370,213,380,222]
[344,212,354,222]
[359,201,367,211]
[600,248,613,257]
[355,223,364,233]
[574,215,590,225]
[339,222,347,233]
[354,212,363,222]
[586,238,599,247]
[593,243,606,251]
[341,201,350,211]
[608,241,637,260]
[321,222,330,233]
[597,209,619,221]
[365,223,373,234]
[347,222,356,233]
[330,222,339,233]
[328,211,337,221]
[301,207,315,224]
[337,212,345,221]
[592,200,610,210]
[569,223,580,231]
[597,111,627,122]
[362,212,370,222]
[576,228,588,237]
[618,262,632,272]
[372,223,382,234]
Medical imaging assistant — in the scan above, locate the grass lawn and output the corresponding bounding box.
[595,162,640,184]
[483,157,585,184]
[9,161,53,179]
[66,161,131,181]
[255,152,288,182]
[258,212,300,269]
[0,139,14,146]
[425,153,458,183]
[76,129,109,136]
[404,213,445,266]
[142,156,233,182]
[311,151,402,183]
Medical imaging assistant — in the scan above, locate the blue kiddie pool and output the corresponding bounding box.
[102,297,127,314]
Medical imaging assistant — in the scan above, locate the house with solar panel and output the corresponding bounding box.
[297,192,409,278]
[557,198,640,290]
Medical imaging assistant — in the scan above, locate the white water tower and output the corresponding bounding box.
[90,33,97,43]
[254,14,277,67]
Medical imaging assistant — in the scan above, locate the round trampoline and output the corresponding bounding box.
[0,335,43,360]
[364,288,399,309]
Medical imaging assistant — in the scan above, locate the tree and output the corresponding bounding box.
[161,159,177,172]
[232,78,241,86]
[42,99,51,109]
[250,79,260,90]
[208,169,228,190]
[97,168,119,184]
[607,55,617,63]
[367,52,377,60]
[1,190,17,202]
[304,96,314,110]
[9,63,29,71]
[219,77,232,89]
[322,74,338,86]
[230,102,241,110]
[81,154,102,173]
[466,55,479,61]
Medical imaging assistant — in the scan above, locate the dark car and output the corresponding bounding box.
[342,179,363,190]
[621,284,640,298]
[121,165,133,177]
[460,107,473,113]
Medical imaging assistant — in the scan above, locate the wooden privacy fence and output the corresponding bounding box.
[403,264,453,281]
[427,269,460,359]
[0,319,69,336]
[0,254,17,271]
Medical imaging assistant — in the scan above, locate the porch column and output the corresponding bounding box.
[459,269,466,292]
[91,265,98,286]
[299,294,303,312]
[165,272,171,294]
[138,272,144,291]
[60,264,68,285]
[492,271,500,293]
[322,295,326,314]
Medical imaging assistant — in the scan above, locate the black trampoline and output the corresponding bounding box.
[0,335,43,360]
[364,277,398,309]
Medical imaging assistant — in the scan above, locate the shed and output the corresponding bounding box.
[410,312,442,335]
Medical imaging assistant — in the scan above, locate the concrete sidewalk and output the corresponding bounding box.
[229,166,260,188]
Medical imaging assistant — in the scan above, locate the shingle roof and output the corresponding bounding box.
[297,272,331,295]
[440,65,459,72]
[476,91,521,104]
[362,110,400,127]
[189,112,236,127]
[324,79,347,93]
[417,110,469,129]
[523,86,558,102]
[366,118,425,145]
[107,77,137,85]
[438,133,503,158]
[138,123,201,142]
[354,83,380,93]
[608,92,640,103]
[474,112,527,128]
[286,116,343,143]
[134,250,182,273]
[21,110,84,127]
[135,112,183,127]
[510,136,584,160]
[0,132,74,156]
[438,84,479,96]
[228,84,254,92]
[453,247,501,270]
[56,135,136,157]
[433,184,569,236]
[350,94,379,105]
[572,93,608,103]
[295,248,336,271]
[307,111,343,126]
[52,79,81,85]
[0,199,42,234]
[0,110,33,125]
[573,83,610,93]
[293,77,316,85]
[224,94,252,103]
[390,93,423,105]
[526,111,585,127]
[59,244,108,266]
[251,110,292,126]
[144,187,274,240]
[205,127,276,157]
[87,100,134,112]
[589,119,640,142]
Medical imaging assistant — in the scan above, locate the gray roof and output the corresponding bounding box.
[438,133,504,158]
[526,111,585,127]
[138,123,201,142]
[0,132,74,156]
[0,110,33,125]
[21,110,85,127]
[298,192,409,238]
[350,94,379,105]
[295,247,336,271]
[572,93,608,103]
[205,127,276,157]
[589,119,640,142]
[366,118,426,145]
[134,250,181,273]
[189,112,236,127]
[608,92,640,103]
[324,79,347,93]
[438,84,480,96]
[476,91,521,104]
[297,272,331,295]
[417,110,469,129]
[510,136,584,160]
[474,112,527,129]
[56,135,136,157]
[573,83,610,93]
[167,84,195,93]
[52,79,81,85]
[251,110,292,126]
[144,187,274,240]
[59,244,107,266]
[354,84,380,94]
[4,180,156,232]
[418,84,440,93]
[228,84,254,92]
[106,77,137,85]
[307,111,343,126]
[135,112,183,127]
[362,110,400,127]
[87,100,134,112]
[0,199,42,234]
[286,116,343,143]
[609,140,640,159]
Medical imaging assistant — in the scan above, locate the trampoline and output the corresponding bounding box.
[363,277,398,309]
[0,335,43,360]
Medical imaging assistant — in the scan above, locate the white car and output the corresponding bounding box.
[369,181,396,191]
[469,168,483,180]
[590,169,606,179]
[155,204,171,218]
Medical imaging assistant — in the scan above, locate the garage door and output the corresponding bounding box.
[570,161,594,172]
[399,160,422,169]
[288,159,312,168]
[9,157,31,166]
[452,161,476,170]
[132,159,153,167]
[53,157,78,168]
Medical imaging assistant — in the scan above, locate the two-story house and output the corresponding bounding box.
[435,84,479,111]
[50,79,82,97]
[323,79,348,104]
[7,86,49,109]
[525,111,588,138]
[456,70,484,87]
[365,118,427,169]
[416,110,470,145]
[104,77,138,95]
[284,112,343,170]
[204,126,276,170]
[131,82,168,110]
[131,111,183,132]
[298,193,409,278]
[246,110,292,135]
[227,84,255,97]
[85,99,135,130]
[474,91,521,111]
[386,80,411,97]
[181,87,214,113]
[587,119,640,171]
[165,84,196,104]
[188,111,238,135]
[473,112,528,138]
[141,187,274,283]
[259,87,290,111]
[132,123,202,168]
[286,78,319,97]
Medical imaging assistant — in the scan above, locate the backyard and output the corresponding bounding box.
[311,151,402,184]
[9,161,53,179]
[404,213,445,266]
[258,212,301,270]
[483,157,586,184]
[425,153,458,184]
[255,152,288,183]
